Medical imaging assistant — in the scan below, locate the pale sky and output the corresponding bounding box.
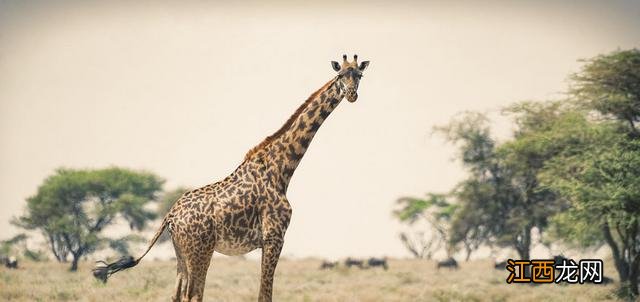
[1,0,639,260]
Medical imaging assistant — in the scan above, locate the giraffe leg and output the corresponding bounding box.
[182,249,214,302]
[171,241,187,302]
[258,238,284,302]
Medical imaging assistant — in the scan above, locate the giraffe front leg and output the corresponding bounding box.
[258,238,284,302]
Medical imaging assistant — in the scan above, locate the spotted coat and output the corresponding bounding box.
[98,55,369,302]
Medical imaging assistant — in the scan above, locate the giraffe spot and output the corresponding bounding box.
[319,109,330,119]
[298,120,306,130]
[287,145,302,161]
[309,122,321,132]
[299,137,311,148]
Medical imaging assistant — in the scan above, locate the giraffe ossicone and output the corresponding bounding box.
[93,54,370,302]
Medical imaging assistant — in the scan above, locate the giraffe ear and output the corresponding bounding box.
[331,61,341,72]
[358,61,370,71]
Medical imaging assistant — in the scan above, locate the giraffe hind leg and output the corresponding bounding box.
[171,234,188,302]
[171,227,215,302]
[182,248,214,302]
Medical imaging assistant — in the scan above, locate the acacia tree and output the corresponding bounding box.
[426,109,564,261]
[394,194,457,259]
[13,167,163,271]
[434,113,509,259]
[540,49,640,297]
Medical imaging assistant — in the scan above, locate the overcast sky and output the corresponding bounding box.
[1,0,639,260]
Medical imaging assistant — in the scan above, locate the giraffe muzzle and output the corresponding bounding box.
[346,90,358,102]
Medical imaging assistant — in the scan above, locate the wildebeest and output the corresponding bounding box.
[344,257,365,269]
[494,260,507,270]
[436,257,458,270]
[367,257,388,270]
[1,256,18,269]
[319,260,338,270]
[6,257,18,269]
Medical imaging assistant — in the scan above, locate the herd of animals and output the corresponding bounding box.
[320,257,389,270]
[0,252,615,283]
[318,255,613,285]
[0,253,614,286]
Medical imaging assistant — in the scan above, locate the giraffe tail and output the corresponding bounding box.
[92,216,169,283]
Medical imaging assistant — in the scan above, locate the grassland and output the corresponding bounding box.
[0,258,620,301]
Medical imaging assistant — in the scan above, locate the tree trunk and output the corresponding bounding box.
[628,221,639,296]
[602,221,640,298]
[70,255,79,271]
[463,241,473,261]
[69,249,83,272]
[629,269,639,297]
[516,246,530,261]
[602,222,628,282]
[515,225,532,260]
[47,233,68,263]
[399,233,421,259]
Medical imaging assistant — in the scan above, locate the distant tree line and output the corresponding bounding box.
[394,49,640,297]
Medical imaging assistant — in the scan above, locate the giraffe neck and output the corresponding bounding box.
[245,77,345,192]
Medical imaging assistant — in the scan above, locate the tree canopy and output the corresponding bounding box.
[540,49,640,297]
[570,49,640,134]
[394,193,457,259]
[440,109,563,260]
[14,167,164,271]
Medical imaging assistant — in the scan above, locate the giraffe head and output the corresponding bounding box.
[331,54,370,102]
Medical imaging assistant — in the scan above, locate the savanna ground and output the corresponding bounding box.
[0,258,621,301]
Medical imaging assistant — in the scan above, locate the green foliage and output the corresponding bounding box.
[23,249,47,262]
[0,233,27,256]
[447,178,493,258]
[394,194,456,258]
[545,211,603,249]
[571,49,640,131]
[394,194,453,224]
[433,112,494,175]
[13,167,164,271]
[541,129,640,294]
[537,48,640,297]
[1,233,48,262]
[431,108,566,260]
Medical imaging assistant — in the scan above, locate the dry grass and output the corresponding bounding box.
[0,258,621,301]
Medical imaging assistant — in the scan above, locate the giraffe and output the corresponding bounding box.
[93,54,370,302]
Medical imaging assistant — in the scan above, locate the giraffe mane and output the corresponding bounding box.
[244,77,338,161]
